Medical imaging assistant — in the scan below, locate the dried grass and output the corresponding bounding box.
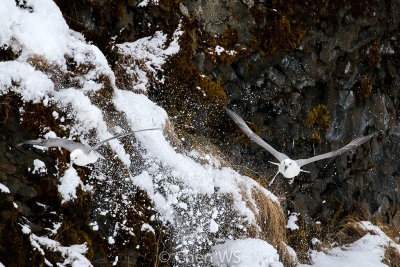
[348,202,372,221]
[242,185,297,265]
[0,92,19,124]
[333,203,373,245]
[333,216,370,245]
[382,246,400,267]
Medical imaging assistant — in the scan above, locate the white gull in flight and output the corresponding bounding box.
[226,108,374,185]
[17,128,160,166]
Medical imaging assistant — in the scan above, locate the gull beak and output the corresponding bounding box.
[284,166,287,171]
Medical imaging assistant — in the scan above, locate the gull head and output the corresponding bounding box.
[70,149,100,166]
[279,159,301,178]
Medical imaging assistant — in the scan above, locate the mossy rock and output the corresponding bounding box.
[357,75,373,100]
[249,0,306,56]
[305,104,330,141]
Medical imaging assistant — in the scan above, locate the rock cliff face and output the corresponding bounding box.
[178,0,400,226]
[1,0,400,266]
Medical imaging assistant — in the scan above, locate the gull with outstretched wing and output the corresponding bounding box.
[226,108,374,185]
[17,128,160,166]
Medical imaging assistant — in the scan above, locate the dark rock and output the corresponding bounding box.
[6,177,24,194]
[16,185,37,201]
[0,162,16,175]
[0,171,6,183]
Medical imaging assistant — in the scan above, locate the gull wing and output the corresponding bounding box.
[295,134,374,167]
[92,127,161,150]
[17,138,87,152]
[226,108,288,162]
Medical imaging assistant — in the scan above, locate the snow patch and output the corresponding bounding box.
[32,159,47,174]
[141,223,155,234]
[108,236,115,245]
[138,0,160,7]
[209,219,219,233]
[287,212,300,230]
[58,166,83,203]
[116,27,182,92]
[0,183,10,194]
[302,221,400,267]
[211,238,283,267]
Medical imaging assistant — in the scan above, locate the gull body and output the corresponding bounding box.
[279,159,301,178]
[69,149,101,166]
[17,128,160,166]
[226,108,374,185]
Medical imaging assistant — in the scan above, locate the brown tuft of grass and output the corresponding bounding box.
[333,217,370,245]
[348,203,372,221]
[382,246,400,267]
[250,187,287,247]
[189,135,232,168]
[376,222,400,245]
[0,92,20,124]
[242,185,297,265]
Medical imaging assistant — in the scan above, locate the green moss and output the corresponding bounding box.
[357,75,373,100]
[198,76,227,106]
[305,105,330,130]
[365,41,381,67]
[249,0,306,56]
[305,104,330,141]
[205,28,250,64]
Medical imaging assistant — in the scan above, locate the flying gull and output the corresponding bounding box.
[17,128,161,166]
[226,108,374,185]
